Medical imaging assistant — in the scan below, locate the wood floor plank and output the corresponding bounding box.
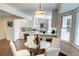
[0,39,13,56]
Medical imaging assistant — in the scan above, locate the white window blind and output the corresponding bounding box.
[61,15,72,42]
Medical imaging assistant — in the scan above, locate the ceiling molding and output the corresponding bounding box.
[0,3,30,19]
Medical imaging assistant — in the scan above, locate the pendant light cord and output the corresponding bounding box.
[39,3,41,10]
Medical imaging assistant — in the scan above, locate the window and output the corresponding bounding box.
[75,12,79,46]
[61,15,72,42]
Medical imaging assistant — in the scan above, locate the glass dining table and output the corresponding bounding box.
[24,41,51,56]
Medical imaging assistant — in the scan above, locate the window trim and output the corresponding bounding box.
[60,14,73,42]
[74,8,79,47]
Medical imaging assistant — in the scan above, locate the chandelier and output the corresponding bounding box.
[35,3,46,18]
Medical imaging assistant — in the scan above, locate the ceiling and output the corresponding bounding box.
[0,10,23,19]
[0,10,13,16]
[7,3,60,18]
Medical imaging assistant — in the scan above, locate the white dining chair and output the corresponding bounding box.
[51,37,60,48]
[10,40,30,56]
[27,36,35,42]
[46,47,60,56]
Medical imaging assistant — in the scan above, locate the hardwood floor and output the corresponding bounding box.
[0,39,67,56]
[0,39,13,56]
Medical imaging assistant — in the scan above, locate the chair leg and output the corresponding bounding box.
[44,51,47,56]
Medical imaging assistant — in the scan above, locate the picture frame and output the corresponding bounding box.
[40,20,48,33]
[8,21,13,27]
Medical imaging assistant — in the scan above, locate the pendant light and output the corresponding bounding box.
[35,3,46,18]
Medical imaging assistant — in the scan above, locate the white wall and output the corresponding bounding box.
[14,19,33,41]
[0,15,22,41]
[20,19,33,27]
[5,16,14,41]
[0,16,14,40]
[0,17,6,40]
[14,19,21,41]
[6,16,25,41]
[52,9,61,38]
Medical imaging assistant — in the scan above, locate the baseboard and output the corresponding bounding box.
[60,50,70,56]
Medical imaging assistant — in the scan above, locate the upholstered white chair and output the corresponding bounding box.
[45,38,60,56]
[10,41,30,56]
[51,37,60,48]
[46,47,60,56]
[27,36,35,42]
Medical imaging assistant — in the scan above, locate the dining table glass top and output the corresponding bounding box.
[24,41,51,49]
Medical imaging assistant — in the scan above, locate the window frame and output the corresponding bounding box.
[74,7,79,47]
[60,12,73,43]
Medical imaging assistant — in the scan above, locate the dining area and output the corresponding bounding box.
[10,33,60,56]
